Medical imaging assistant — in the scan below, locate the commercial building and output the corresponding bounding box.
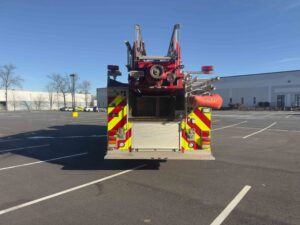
[215,70,300,109]
[96,70,300,109]
[96,88,107,108]
[0,89,92,111]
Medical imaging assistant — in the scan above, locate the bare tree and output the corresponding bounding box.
[80,80,91,107]
[11,89,18,111]
[56,91,60,109]
[46,84,54,110]
[0,64,23,111]
[91,95,97,107]
[33,94,44,110]
[47,74,70,107]
[21,101,31,111]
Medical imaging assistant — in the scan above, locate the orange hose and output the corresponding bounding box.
[190,94,223,109]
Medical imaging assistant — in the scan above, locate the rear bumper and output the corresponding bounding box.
[105,150,215,160]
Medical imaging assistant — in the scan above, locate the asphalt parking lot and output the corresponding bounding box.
[0,111,299,225]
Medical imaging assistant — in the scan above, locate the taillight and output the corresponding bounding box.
[201,66,214,74]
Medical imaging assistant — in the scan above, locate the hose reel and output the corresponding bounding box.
[149,65,164,79]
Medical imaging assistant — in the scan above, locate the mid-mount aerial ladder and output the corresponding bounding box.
[106,24,223,160]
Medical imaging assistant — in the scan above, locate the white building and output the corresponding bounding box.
[215,70,300,109]
[0,89,92,111]
[96,88,107,108]
[96,70,300,109]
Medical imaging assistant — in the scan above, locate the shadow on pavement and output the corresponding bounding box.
[0,124,164,170]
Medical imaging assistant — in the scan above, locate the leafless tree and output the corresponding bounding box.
[56,92,60,109]
[11,90,18,111]
[47,74,70,107]
[80,80,91,107]
[46,84,54,110]
[91,95,97,107]
[21,101,31,111]
[33,94,44,110]
[0,64,23,111]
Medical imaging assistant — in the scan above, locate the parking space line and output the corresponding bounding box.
[261,113,275,118]
[210,185,251,225]
[269,128,300,133]
[285,114,292,118]
[212,121,247,131]
[0,144,49,153]
[0,139,21,143]
[242,122,277,139]
[236,126,300,133]
[27,135,106,140]
[234,126,259,130]
[0,164,146,216]
[0,152,88,171]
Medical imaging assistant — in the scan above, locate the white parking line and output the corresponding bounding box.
[242,122,277,139]
[210,185,251,225]
[285,114,292,118]
[212,121,247,131]
[268,128,300,133]
[0,144,49,153]
[0,152,88,171]
[234,126,259,130]
[236,126,300,133]
[261,113,275,118]
[27,135,107,140]
[0,139,20,143]
[0,164,146,216]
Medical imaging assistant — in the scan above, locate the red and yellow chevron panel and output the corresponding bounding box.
[107,94,132,151]
[181,107,211,151]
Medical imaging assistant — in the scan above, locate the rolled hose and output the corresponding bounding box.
[150,65,164,79]
[190,94,223,109]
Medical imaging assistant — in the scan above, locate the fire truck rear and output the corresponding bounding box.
[106,24,223,160]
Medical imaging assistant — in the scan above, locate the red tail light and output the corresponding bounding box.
[201,66,214,74]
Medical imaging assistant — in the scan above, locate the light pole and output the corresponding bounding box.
[70,74,76,111]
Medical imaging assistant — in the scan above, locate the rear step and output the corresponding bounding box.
[105,150,215,160]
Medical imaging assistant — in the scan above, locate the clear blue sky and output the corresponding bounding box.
[1,0,300,94]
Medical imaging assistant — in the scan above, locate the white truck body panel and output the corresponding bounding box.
[132,121,180,150]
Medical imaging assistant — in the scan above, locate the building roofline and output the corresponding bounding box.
[221,69,300,79]
[0,89,92,96]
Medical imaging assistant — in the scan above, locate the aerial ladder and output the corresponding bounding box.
[106,24,223,160]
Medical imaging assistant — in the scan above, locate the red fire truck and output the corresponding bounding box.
[106,24,222,160]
